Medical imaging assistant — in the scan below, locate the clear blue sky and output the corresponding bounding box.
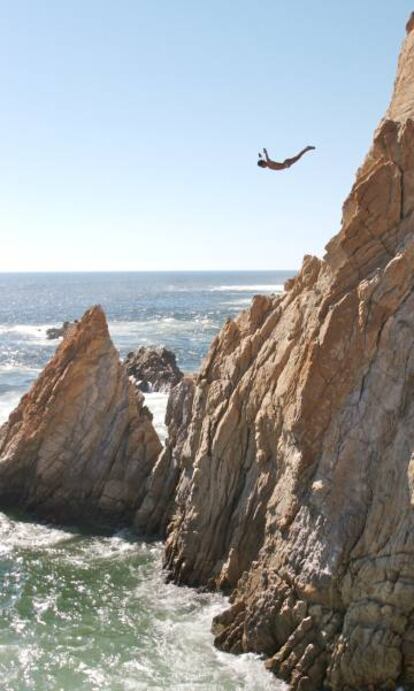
[0,1,412,271]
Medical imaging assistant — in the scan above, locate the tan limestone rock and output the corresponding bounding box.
[0,305,162,525]
[162,15,414,690]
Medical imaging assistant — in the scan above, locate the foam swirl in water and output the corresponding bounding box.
[0,515,286,690]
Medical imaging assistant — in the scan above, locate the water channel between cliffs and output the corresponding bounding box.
[0,271,290,690]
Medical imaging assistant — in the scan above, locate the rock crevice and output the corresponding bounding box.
[0,306,162,525]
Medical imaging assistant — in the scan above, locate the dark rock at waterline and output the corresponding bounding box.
[46,320,77,340]
[124,346,184,393]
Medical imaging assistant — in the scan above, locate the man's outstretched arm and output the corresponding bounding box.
[263,147,271,162]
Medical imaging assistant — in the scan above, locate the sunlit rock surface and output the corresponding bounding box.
[0,306,162,525]
[163,16,414,690]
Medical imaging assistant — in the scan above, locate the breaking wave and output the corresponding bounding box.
[209,284,284,292]
[0,516,286,690]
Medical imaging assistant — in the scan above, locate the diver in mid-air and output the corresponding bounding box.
[257,145,315,171]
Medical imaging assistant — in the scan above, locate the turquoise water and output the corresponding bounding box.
[0,272,291,690]
[0,515,284,690]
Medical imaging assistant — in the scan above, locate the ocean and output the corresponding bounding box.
[0,271,292,690]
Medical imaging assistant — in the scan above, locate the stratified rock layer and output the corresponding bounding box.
[0,306,162,525]
[164,18,414,690]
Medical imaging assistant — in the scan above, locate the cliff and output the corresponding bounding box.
[1,14,413,691]
[162,16,414,690]
[0,306,162,525]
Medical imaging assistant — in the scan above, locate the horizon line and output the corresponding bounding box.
[0,268,298,274]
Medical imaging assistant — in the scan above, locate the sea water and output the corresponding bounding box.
[0,271,292,690]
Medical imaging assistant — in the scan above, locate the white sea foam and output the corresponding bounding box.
[130,544,287,690]
[0,391,22,424]
[109,316,217,338]
[222,297,253,307]
[0,515,287,690]
[0,324,57,351]
[0,324,54,338]
[0,363,41,374]
[0,512,74,555]
[144,391,169,443]
[209,284,284,292]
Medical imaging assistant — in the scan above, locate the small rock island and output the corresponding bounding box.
[124,345,183,393]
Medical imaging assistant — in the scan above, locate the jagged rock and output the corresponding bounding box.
[46,320,76,339]
[163,17,414,690]
[0,306,162,525]
[134,375,195,536]
[124,346,183,393]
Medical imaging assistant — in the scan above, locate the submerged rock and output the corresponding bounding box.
[0,306,162,525]
[162,17,414,690]
[124,346,183,393]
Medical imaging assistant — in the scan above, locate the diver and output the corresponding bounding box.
[257,145,315,171]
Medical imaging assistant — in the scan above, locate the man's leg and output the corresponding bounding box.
[283,146,315,167]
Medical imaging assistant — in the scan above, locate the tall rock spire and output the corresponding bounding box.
[163,14,414,689]
[387,12,414,123]
[0,305,162,524]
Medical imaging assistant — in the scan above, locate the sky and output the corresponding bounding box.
[0,1,413,272]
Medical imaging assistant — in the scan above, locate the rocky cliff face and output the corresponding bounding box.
[163,17,414,690]
[0,306,162,525]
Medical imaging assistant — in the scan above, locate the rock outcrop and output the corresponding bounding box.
[0,306,162,525]
[124,346,183,393]
[162,17,414,690]
[46,320,76,339]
